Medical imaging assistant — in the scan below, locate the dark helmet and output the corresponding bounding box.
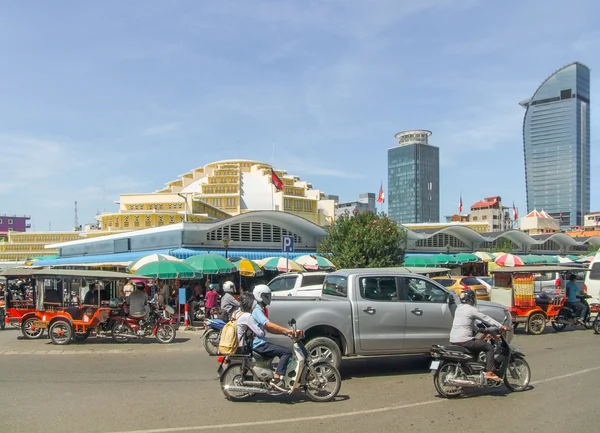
[459,289,476,306]
[135,282,146,291]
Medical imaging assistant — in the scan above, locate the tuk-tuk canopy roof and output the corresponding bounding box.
[490,265,590,274]
[0,268,145,280]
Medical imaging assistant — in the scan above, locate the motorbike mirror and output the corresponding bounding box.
[288,318,296,327]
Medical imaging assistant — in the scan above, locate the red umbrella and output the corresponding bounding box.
[494,253,524,267]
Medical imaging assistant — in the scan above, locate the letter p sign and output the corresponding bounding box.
[282,235,295,253]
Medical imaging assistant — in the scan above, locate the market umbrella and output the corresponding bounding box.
[228,257,264,277]
[557,256,573,264]
[294,254,336,271]
[492,252,505,257]
[126,253,181,273]
[520,255,538,265]
[576,255,594,263]
[454,253,481,263]
[260,257,305,273]
[403,256,438,267]
[134,261,200,279]
[567,255,580,261]
[430,254,460,265]
[544,255,559,264]
[474,251,495,262]
[185,254,237,274]
[494,253,524,267]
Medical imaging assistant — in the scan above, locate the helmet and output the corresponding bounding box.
[253,284,272,306]
[459,289,476,306]
[208,284,216,291]
[135,282,146,291]
[223,281,235,294]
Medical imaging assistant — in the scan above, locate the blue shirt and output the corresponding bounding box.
[251,304,269,349]
[566,281,580,302]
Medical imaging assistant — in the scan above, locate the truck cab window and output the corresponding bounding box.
[359,277,397,301]
[402,277,446,303]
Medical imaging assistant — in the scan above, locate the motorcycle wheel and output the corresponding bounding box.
[551,321,567,332]
[73,330,91,341]
[203,330,220,356]
[593,319,600,335]
[220,364,256,401]
[305,361,342,402]
[155,324,176,344]
[0,314,5,330]
[504,357,531,392]
[112,323,132,343]
[433,361,464,399]
[584,319,594,330]
[21,317,45,339]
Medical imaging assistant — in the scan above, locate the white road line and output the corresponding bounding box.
[106,365,600,433]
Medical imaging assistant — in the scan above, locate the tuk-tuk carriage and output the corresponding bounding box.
[490,265,590,335]
[0,268,136,344]
[1,268,46,338]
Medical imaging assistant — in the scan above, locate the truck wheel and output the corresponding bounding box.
[305,337,342,369]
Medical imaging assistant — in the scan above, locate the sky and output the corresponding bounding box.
[0,0,599,231]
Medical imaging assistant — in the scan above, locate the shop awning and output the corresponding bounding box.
[169,248,317,261]
[30,249,173,267]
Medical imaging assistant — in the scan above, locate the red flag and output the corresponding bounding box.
[512,202,518,220]
[458,195,463,213]
[271,169,284,190]
[377,182,384,203]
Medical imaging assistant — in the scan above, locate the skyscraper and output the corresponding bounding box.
[388,130,439,224]
[520,62,591,227]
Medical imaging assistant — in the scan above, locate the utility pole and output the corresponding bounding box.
[74,201,80,231]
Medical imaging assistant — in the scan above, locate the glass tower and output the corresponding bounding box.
[520,62,591,227]
[388,130,440,224]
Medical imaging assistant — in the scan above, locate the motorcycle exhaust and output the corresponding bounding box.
[446,379,478,387]
[223,385,271,394]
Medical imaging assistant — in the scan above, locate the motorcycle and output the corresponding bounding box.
[551,294,594,331]
[111,303,178,344]
[202,318,227,356]
[430,323,531,398]
[0,297,5,330]
[217,318,342,402]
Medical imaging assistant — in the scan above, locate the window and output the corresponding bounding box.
[434,278,455,287]
[589,263,600,281]
[301,274,326,287]
[560,89,572,99]
[0,219,2,224]
[359,277,397,301]
[322,275,347,297]
[268,276,297,292]
[461,277,483,286]
[402,277,447,303]
[8,219,13,225]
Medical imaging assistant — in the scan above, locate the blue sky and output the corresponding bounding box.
[1,0,598,230]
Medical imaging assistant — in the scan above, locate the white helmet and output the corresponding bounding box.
[223,281,235,294]
[253,284,272,306]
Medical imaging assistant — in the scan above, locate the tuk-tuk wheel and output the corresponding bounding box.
[527,312,546,335]
[49,320,73,345]
[21,317,45,339]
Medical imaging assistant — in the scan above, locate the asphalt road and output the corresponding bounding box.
[0,326,598,433]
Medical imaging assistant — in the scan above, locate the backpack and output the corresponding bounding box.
[218,311,241,356]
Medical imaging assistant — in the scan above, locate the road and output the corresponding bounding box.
[0,326,598,433]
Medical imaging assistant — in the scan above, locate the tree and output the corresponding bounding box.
[588,244,600,253]
[317,209,407,269]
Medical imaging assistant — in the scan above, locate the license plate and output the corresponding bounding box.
[32,321,48,329]
[430,360,441,370]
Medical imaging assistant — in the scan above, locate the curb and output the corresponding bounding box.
[0,346,202,355]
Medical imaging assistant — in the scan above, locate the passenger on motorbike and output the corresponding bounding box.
[449,289,509,382]
[219,281,240,321]
[235,292,265,348]
[565,274,586,324]
[252,285,298,391]
[128,283,150,324]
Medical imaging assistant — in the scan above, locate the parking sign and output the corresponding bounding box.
[282,235,295,253]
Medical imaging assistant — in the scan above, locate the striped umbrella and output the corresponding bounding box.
[228,257,264,277]
[494,253,524,267]
[294,254,336,271]
[557,256,573,264]
[126,254,181,273]
[474,252,495,262]
[259,257,305,273]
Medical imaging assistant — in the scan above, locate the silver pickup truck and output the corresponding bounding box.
[267,268,513,367]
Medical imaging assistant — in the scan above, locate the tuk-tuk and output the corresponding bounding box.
[490,265,590,335]
[0,268,137,344]
[1,268,43,338]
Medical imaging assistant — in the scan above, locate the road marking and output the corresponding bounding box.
[106,365,600,433]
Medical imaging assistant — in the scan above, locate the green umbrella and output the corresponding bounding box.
[403,256,437,267]
[567,255,580,261]
[431,254,459,265]
[521,255,538,265]
[185,254,236,274]
[134,261,199,279]
[544,255,559,264]
[228,257,263,277]
[454,253,481,263]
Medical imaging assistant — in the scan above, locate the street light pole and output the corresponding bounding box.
[222,236,231,258]
[176,193,189,222]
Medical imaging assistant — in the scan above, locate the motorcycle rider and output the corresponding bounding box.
[449,289,509,383]
[219,281,240,321]
[565,274,586,324]
[127,282,150,327]
[252,284,298,391]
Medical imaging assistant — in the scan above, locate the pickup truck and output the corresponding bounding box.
[269,272,329,297]
[267,268,513,368]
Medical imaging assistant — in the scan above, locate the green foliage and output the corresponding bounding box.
[588,244,600,253]
[317,210,407,269]
[492,238,513,253]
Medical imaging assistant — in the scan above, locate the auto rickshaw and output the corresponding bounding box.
[490,265,590,335]
[1,268,45,338]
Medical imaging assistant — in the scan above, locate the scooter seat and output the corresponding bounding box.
[440,345,473,354]
[252,351,275,362]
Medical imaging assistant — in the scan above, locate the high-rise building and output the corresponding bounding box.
[388,130,439,224]
[520,62,591,227]
[335,192,376,218]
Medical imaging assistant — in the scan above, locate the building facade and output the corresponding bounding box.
[0,215,31,237]
[335,193,376,218]
[388,130,439,224]
[520,62,591,227]
[519,209,561,235]
[469,196,511,232]
[98,159,337,230]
